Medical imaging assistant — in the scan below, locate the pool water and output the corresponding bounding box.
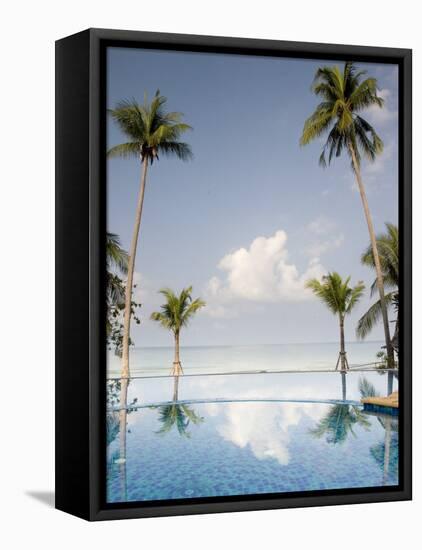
[106,371,398,503]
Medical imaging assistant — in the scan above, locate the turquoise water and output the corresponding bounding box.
[106,370,399,503]
[107,341,385,377]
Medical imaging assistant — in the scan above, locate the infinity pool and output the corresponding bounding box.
[106,371,398,503]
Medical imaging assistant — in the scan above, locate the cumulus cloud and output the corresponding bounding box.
[204,230,325,317]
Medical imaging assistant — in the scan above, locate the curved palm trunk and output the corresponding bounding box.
[349,144,394,369]
[120,157,149,381]
[172,331,182,376]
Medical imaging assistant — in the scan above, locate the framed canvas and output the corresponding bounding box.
[55,28,412,521]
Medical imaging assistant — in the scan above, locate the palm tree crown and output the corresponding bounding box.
[108,90,193,164]
[300,62,384,167]
[306,272,365,317]
[151,287,206,336]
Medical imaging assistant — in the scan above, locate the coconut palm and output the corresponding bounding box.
[300,62,394,368]
[306,273,365,370]
[357,223,398,352]
[108,91,193,383]
[150,287,206,375]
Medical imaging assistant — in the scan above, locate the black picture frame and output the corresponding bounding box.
[55,28,412,521]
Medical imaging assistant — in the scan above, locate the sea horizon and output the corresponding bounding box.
[107,340,386,377]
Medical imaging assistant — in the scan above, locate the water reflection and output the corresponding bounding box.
[106,370,399,502]
[155,375,204,437]
[310,404,371,444]
[369,413,398,485]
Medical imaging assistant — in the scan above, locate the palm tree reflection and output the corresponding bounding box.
[370,414,398,485]
[310,403,370,444]
[155,375,204,437]
[106,379,139,502]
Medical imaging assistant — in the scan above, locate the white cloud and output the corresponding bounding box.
[204,230,325,317]
[306,234,344,257]
[364,140,396,176]
[363,88,397,126]
[305,216,344,258]
[349,139,397,193]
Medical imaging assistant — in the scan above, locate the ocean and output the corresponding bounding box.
[107,341,385,378]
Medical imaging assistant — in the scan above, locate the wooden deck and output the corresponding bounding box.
[361,391,398,415]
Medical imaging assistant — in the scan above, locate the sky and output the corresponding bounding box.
[106,47,398,348]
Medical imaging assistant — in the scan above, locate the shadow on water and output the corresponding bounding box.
[25,491,55,508]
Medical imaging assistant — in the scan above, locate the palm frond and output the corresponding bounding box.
[151,286,205,334]
[108,93,192,165]
[107,142,140,159]
[106,232,129,273]
[301,62,384,168]
[307,272,364,317]
[356,292,394,339]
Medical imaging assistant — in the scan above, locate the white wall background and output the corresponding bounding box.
[0,1,419,548]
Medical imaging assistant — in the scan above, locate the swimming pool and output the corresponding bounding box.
[106,371,398,503]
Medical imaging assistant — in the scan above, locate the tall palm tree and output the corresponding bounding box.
[300,62,394,368]
[357,223,398,352]
[150,286,205,375]
[306,273,365,370]
[108,91,193,383]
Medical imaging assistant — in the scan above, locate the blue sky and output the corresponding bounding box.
[107,47,398,348]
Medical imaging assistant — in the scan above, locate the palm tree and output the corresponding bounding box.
[108,91,193,383]
[300,62,394,368]
[357,223,398,353]
[306,273,365,370]
[150,287,205,375]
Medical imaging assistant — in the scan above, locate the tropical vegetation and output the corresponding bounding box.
[300,62,395,368]
[306,273,365,370]
[108,91,193,384]
[357,223,399,353]
[106,232,141,356]
[151,287,206,375]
